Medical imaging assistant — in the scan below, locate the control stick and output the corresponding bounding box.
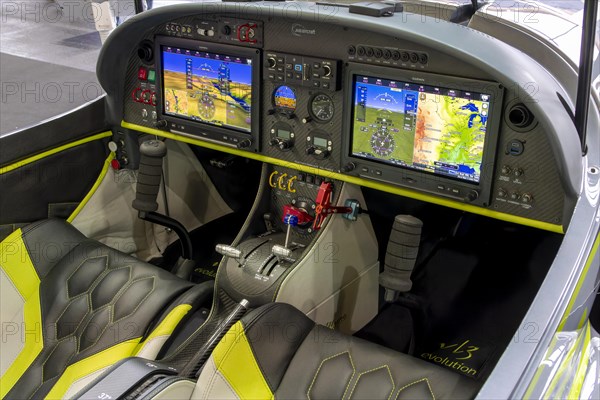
[133,139,194,265]
[379,215,423,302]
[133,140,166,212]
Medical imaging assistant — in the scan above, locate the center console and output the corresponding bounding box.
[216,164,379,332]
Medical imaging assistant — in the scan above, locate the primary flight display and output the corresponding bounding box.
[350,75,492,184]
[161,46,253,132]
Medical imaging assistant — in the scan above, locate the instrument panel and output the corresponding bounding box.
[118,2,576,231]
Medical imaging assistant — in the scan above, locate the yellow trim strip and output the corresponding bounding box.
[0,131,112,175]
[543,327,585,399]
[525,234,600,398]
[45,338,142,399]
[558,233,600,331]
[67,152,115,222]
[122,121,564,234]
[0,229,43,398]
[212,321,274,399]
[567,322,592,400]
[134,304,192,355]
[524,335,560,399]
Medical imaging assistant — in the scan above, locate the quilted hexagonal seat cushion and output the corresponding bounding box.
[0,219,197,399]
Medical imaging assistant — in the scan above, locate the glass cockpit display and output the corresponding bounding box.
[350,75,493,184]
[161,46,253,132]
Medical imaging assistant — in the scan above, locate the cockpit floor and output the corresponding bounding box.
[356,214,563,382]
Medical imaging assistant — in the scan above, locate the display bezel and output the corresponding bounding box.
[155,36,261,151]
[342,63,504,206]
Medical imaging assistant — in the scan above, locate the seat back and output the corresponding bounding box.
[193,303,480,400]
[0,220,195,399]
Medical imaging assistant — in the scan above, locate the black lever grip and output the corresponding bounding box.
[132,140,167,213]
[379,215,423,301]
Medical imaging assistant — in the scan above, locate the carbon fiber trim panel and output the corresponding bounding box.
[117,5,570,229]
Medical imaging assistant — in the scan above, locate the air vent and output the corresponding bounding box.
[137,40,154,64]
[505,102,537,132]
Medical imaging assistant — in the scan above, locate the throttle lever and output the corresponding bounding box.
[216,244,243,260]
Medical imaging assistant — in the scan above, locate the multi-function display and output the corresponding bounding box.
[161,46,253,132]
[350,75,493,184]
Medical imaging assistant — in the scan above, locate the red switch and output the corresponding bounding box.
[138,67,148,81]
[111,159,121,170]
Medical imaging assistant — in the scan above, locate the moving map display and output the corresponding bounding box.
[351,75,493,184]
[161,46,253,132]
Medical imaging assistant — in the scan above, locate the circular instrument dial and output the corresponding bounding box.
[273,85,297,111]
[197,93,215,120]
[309,93,334,122]
[370,128,395,157]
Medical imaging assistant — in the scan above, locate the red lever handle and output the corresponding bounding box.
[312,182,352,231]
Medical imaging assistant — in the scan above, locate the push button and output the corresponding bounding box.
[147,69,156,83]
[138,67,148,81]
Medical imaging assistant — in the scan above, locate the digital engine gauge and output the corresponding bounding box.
[309,93,334,122]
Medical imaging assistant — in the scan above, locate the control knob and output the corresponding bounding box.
[522,193,533,204]
[513,168,524,177]
[322,65,332,77]
[269,137,293,151]
[306,146,330,158]
[464,190,479,202]
[267,57,277,69]
[236,139,252,149]
[341,162,356,173]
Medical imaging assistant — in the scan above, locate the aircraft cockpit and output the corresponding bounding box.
[1,1,599,399]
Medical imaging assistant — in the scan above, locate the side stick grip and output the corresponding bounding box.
[132,140,167,213]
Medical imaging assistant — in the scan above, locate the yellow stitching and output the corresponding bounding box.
[341,353,356,400]
[307,351,355,400]
[65,255,108,299]
[111,276,156,324]
[57,256,111,341]
[348,365,394,400]
[395,378,435,400]
[106,266,135,324]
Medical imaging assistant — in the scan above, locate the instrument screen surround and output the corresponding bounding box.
[154,36,262,150]
[342,63,505,206]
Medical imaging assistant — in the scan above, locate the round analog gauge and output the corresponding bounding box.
[198,92,215,120]
[370,128,395,157]
[273,85,297,111]
[310,93,334,122]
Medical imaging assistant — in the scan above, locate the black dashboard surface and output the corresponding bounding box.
[97,1,582,233]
